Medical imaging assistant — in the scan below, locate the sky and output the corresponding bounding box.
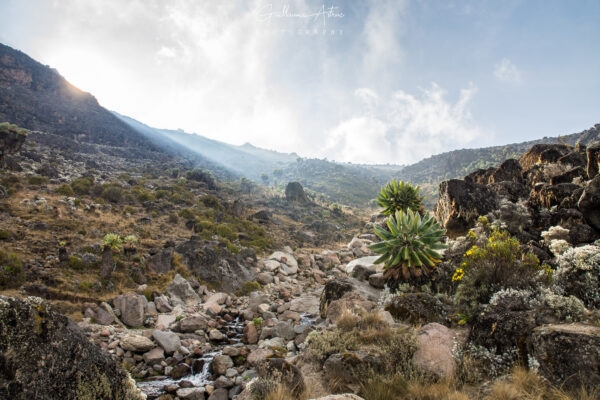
[0,0,599,165]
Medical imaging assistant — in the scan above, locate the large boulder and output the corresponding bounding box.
[113,293,147,327]
[488,158,523,183]
[586,142,600,179]
[255,357,305,395]
[0,296,143,400]
[519,144,569,170]
[147,246,174,274]
[384,292,451,326]
[285,182,311,203]
[529,183,580,209]
[319,278,355,318]
[166,274,201,306]
[119,334,155,352]
[175,237,255,291]
[578,175,600,230]
[435,179,497,236]
[152,329,181,354]
[527,324,600,389]
[413,323,457,378]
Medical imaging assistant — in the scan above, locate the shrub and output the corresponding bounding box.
[454,230,552,314]
[377,179,424,215]
[0,250,23,289]
[55,184,74,196]
[71,177,94,195]
[370,209,446,290]
[0,230,10,240]
[100,184,124,203]
[200,194,221,209]
[235,281,262,296]
[0,122,28,135]
[26,175,48,185]
[101,233,123,253]
[178,208,196,220]
[552,244,600,309]
[186,169,216,189]
[215,224,235,240]
[68,255,84,270]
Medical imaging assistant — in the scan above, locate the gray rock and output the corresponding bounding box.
[275,321,296,341]
[166,274,201,306]
[208,388,228,400]
[368,272,385,289]
[257,272,274,285]
[143,347,165,364]
[179,314,209,333]
[412,323,456,378]
[176,387,206,400]
[154,295,173,313]
[345,256,379,276]
[113,293,147,327]
[120,335,155,352]
[152,329,181,354]
[211,355,233,376]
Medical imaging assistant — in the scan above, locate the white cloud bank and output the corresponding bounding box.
[0,0,484,165]
[323,83,483,164]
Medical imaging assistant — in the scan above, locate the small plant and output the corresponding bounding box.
[369,210,446,289]
[377,179,424,215]
[123,235,138,245]
[55,184,75,196]
[71,177,94,195]
[235,281,262,296]
[252,317,263,327]
[0,230,10,240]
[26,175,48,185]
[454,229,552,314]
[68,256,84,270]
[101,233,123,253]
[0,122,29,135]
[0,250,23,289]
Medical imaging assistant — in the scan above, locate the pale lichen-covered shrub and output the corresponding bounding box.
[541,225,570,245]
[491,199,532,234]
[552,245,600,309]
[536,289,586,322]
[549,239,570,257]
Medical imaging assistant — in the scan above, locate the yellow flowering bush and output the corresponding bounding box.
[454,229,552,314]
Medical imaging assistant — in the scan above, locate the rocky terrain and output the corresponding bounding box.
[1,42,600,400]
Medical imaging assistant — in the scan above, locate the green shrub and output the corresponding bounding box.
[0,250,23,289]
[200,194,221,209]
[377,179,424,215]
[0,230,10,240]
[78,281,94,291]
[235,281,262,296]
[186,169,216,189]
[102,233,123,252]
[68,255,84,270]
[252,317,263,327]
[178,208,196,220]
[1,174,21,187]
[71,177,94,195]
[215,224,235,240]
[454,230,552,314]
[26,175,48,185]
[55,184,75,196]
[100,184,124,203]
[0,122,28,135]
[370,210,446,290]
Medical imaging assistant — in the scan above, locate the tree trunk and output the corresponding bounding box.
[100,246,113,280]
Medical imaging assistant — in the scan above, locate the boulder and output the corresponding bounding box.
[586,142,600,179]
[412,323,456,378]
[268,251,298,270]
[326,291,376,324]
[368,272,385,289]
[550,166,586,185]
[120,334,155,352]
[154,295,173,313]
[319,278,355,318]
[578,175,600,230]
[527,323,600,389]
[147,246,174,274]
[519,144,569,170]
[166,274,201,306]
[0,296,143,400]
[0,126,27,167]
[143,347,165,364]
[529,183,580,209]
[211,355,233,376]
[208,388,228,400]
[285,182,311,203]
[175,237,256,291]
[152,330,181,354]
[435,179,497,236]
[113,293,147,327]
[95,302,115,325]
[488,158,523,183]
[257,272,274,285]
[176,387,206,400]
[384,292,451,326]
[345,256,379,276]
[179,314,209,333]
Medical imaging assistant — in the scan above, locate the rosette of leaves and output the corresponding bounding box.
[377,179,424,215]
[369,209,446,288]
[101,233,123,253]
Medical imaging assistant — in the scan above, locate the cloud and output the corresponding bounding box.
[494,58,522,83]
[323,83,483,164]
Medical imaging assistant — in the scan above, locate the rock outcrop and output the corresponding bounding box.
[435,179,497,236]
[0,296,143,400]
[285,182,311,203]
